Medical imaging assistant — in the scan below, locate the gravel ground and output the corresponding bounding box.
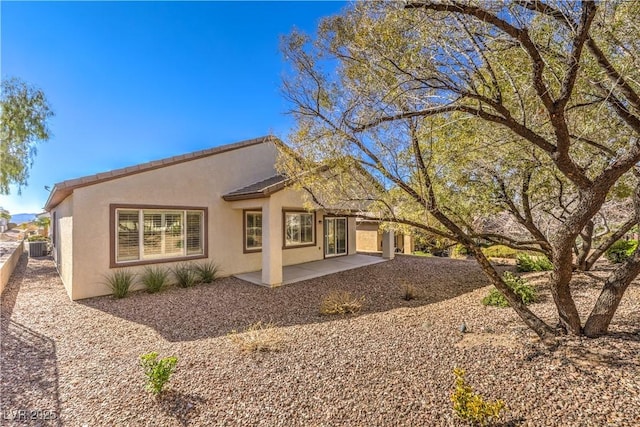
[1,254,639,426]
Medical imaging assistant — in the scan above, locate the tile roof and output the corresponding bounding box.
[45,135,277,210]
[222,174,289,201]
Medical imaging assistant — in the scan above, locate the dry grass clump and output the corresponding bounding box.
[320,291,364,315]
[228,321,284,353]
[401,283,419,301]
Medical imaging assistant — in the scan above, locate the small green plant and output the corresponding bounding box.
[195,261,220,284]
[172,263,198,288]
[228,321,284,353]
[27,234,50,242]
[482,272,536,308]
[516,253,553,272]
[141,266,169,293]
[320,291,364,315]
[411,250,433,257]
[451,368,505,426]
[104,269,135,298]
[605,240,638,264]
[139,352,178,396]
[481,245,519,259]
[450,244,468,259]
[401,283,419,301]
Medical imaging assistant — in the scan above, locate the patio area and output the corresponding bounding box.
[234,253,387,286]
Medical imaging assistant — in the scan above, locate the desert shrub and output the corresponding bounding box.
[172,263,198,288]
[482,272,536,308]
[451,368,505,426]
[228,321,284,353]
[401,283,419,301]
[450,244,469,259]
[320,291,365,315]
[141,266,170,293]
[516,253,553,272]
[605,240,638,264]
[195,261,220,284]
[481,245,519,259]
[412,250,433,257]
[27,235,50,242]
[139,352,178,396]
[104,269,135,298]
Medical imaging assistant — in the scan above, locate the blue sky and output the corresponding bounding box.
[0,1,345,214]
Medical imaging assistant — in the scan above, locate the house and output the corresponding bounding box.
[45,136,396,300]
[356,219,414,254]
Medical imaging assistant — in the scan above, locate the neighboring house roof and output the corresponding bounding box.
[44,135,278,211]
[222,174,289,201]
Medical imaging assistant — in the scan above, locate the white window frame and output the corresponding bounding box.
[113,206,205,266]
[244,210,262,252]
[284,211,315,248]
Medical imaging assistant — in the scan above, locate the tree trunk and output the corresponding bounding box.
[470,248,558,345]
[584,182,640,336]
[550,246,583,334]
[583,217,636,271]
[576,220,594,270]
[583,253,640,336]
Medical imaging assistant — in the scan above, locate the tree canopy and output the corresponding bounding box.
[280,0,640,342]
[0,77,54,194]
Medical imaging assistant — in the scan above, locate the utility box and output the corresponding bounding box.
[29,241,48,257]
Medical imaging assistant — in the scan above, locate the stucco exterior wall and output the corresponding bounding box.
[356,222,382,252]
[53,140,364,300]
[224,188,326,272]
[64,142,279,299]
[0,241,24,295]
[52,195,74,298]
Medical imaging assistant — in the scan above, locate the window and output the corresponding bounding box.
[244,211,262,252]
[284,211,315,247]
[112,205,206,266]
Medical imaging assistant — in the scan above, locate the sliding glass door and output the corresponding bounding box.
[324,217,347,257]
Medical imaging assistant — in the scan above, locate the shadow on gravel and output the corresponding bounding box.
[0,320,62,426]
[1,255,62,425]
[157,390,206,427]
[81,256,510,342]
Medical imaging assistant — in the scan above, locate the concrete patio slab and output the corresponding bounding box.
[235,254,387,286]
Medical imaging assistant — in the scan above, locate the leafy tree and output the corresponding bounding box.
[280,0,640,342]
[0,77,54,194]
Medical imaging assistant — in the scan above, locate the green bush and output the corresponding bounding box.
[516,253,553,272]
[139,352,178,396]
[605,240,638,264]
[450,244,469,259]
[482,272,536,308]
[27,235,49,242]
[451,368,505,426]
[104,269,135,298]
[481,245,519,259]
[172,263,198,288]
[195,261,220,284]
[141,266,170,293]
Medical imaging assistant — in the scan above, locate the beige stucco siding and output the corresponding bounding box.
[52,195,74,298]
[63,142,332,299]
[54,140,361,299]
[224,188,326,274]
[356,222,382,252]
[66,142,279,299]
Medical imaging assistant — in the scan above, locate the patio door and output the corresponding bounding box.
[324,217,347,257]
